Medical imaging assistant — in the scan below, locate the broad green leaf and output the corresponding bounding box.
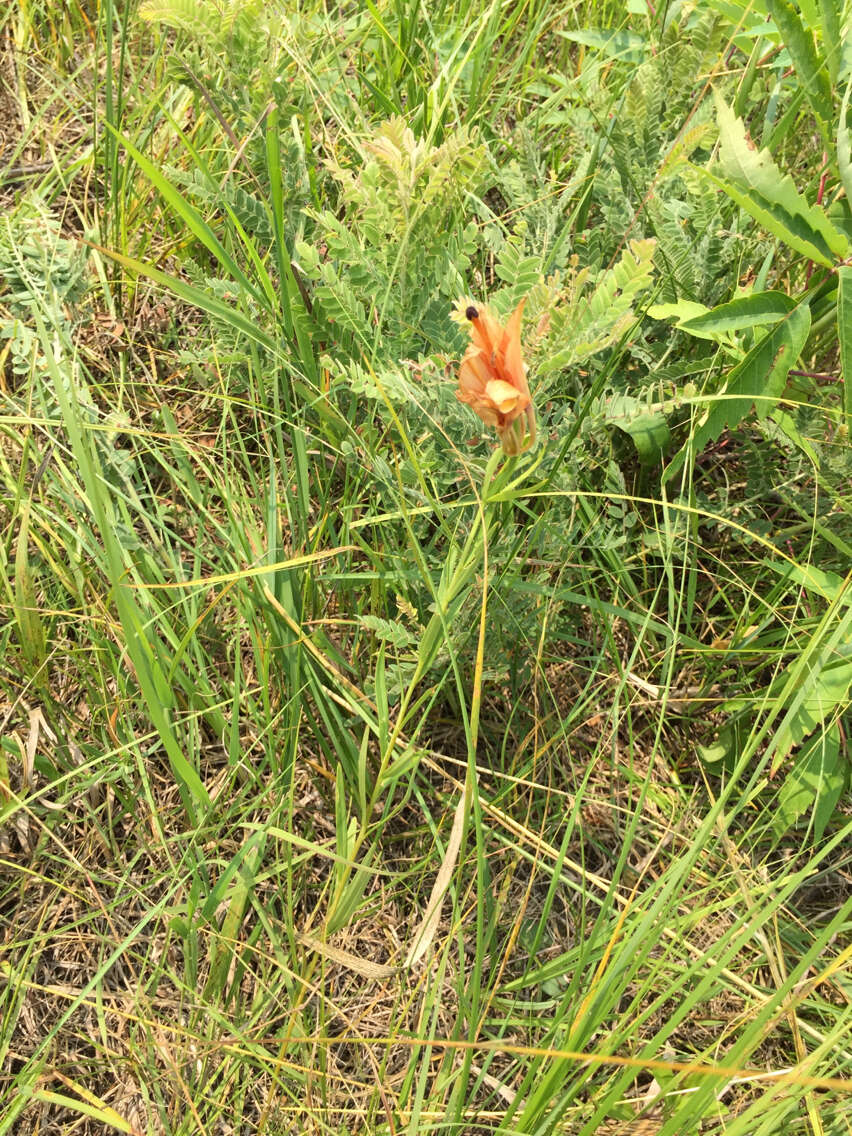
[762,561,852,605]
[669,302,810,477]
[774,724,844,839]
[766,0,834,130]
[772,657,852,771]
[811,729,846,840]
[725,303,810,424]
[606,395,671,464]
[839,266,852,430]
[678,291,797,336]
[710,93,848,266]
[698,725,737,767]
[648,300,710,325]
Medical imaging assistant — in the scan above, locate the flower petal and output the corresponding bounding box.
[455,388,501,426]
[468,307,504,358]
[454,294,534,450]
[484,378,524,413]
[458,351,491,393]
[500,299,528,396]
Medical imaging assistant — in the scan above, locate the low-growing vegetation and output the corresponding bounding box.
[1,1,850,1132]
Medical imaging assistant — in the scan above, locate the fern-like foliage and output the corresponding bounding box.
[138,0,265,49]
[297,117,486,361]
[494,222,547,306]
[0,199,143,496]
[526,238,657,378]
[0,196,88,314]
[138,0,281,125]
[485,127,589,275]
[163,167,276,243]
[0,196,88,376]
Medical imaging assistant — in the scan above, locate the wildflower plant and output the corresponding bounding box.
[5,4,852,1133]
[453,298,536,456]
[295,117,485,359]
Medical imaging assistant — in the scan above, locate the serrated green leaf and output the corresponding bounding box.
[606,395,671,465]
[705,166,837,266]
[774,724,844,839]
[772,658,852,771]
[767,0,834,129]
[704,302,808,446]
[710,93,848,266]
[666,302,810,481]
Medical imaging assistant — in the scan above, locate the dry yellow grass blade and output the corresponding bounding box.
[404,789,467,968]
[297,932,398,980]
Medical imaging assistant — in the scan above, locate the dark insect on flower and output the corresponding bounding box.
[465,305,479,320]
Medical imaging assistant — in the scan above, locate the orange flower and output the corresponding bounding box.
[455,298,536,455]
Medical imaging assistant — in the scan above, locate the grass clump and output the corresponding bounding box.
[1,1,850,1134]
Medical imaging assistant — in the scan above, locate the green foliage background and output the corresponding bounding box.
[0,0,851,1133]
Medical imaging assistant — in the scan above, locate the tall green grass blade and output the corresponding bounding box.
[13,496,46,670]
[35,312,210,821]
[106,123,267,308]
[91,243,276,352]
[839,265,852,431]
[766,0,833,134]
[838,74,852,206]
[204,832,266,1001]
